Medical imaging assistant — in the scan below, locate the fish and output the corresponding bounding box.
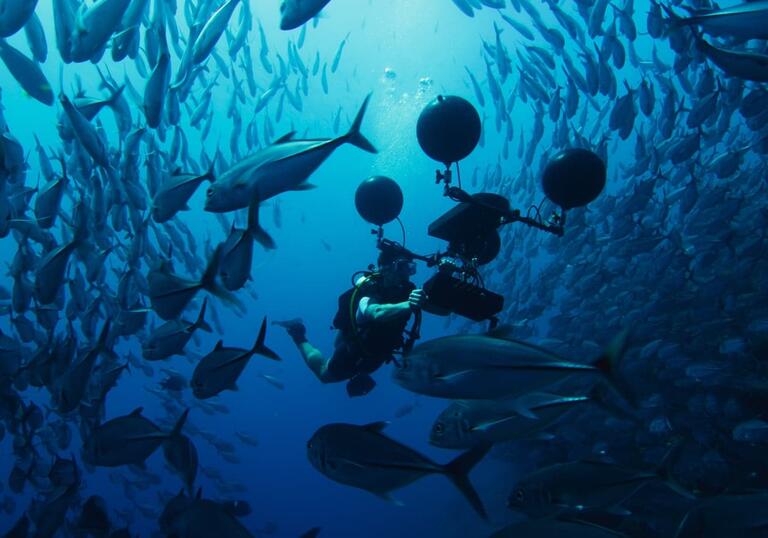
[163,409,198,492]
[84,407,187,467]
[144,51,171,129]
[77,496,110,537]
[507,459,680,518]
[307,421,490,519]
[160,490,255,538]
[142,299,213,360]
[69,0,132,63]
[219,201,274,291]
[393,329,631,402]
[331,32,349,73]
[191,317,280,399]
[693,33,768,82]
[667,0,768,40]
[675,493,768,537]
[204,94,376,213]
[430,393,592,449]
[152,163,215,223]
[53,319,115,414]
[451,0,475,17]
[148,246,226,320]
[0,0,38,38]
[34,238,80,305]
[59,93,110,168]
[280,0,332,30]
[192,0,241,65]
[490,518,627,538]
[0,38,53,105]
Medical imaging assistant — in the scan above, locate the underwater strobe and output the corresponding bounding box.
[354,96,607,326]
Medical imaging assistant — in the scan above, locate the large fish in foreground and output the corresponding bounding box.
[393,329,631,402]
[430,393,592,449]
[693,33,768,82]
[204,94,376,213]
[667,1,768,40]
[307,421,490,519]
[280,0,332,30]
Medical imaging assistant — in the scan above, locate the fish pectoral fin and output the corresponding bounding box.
[604,504,633,516]
[510,400,541,420]
[288,183,317,191]
[362,421,389,433]
[471,415,521,432]
[434,370,474,382]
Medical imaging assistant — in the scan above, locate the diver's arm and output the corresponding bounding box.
[359,290,425,323]
[364,301,413,323]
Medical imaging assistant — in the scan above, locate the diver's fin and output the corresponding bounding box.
[344,94,377,153]
[443,443,491,520]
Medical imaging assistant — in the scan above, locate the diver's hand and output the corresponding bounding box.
[409,289,426,311]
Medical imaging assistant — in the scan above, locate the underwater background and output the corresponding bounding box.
[1,0,767,536]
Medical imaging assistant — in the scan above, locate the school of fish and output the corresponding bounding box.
[0,0,767,536]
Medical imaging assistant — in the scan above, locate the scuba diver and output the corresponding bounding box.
[276,247,425,397]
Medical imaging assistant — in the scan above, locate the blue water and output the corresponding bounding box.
[1,0,767,536]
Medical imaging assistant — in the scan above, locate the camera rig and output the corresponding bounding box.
[372,172,566,326]
[356,94,605,328]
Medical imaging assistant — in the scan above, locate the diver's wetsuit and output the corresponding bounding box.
[325,279,416,382]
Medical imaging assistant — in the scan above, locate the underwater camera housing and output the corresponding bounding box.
[354,96,606,325]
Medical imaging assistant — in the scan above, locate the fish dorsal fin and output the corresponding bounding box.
[214,340,224,350]
[487,325,517,340]
[363,421,388,433]
[130,407,144,417]
[273,131,296,144]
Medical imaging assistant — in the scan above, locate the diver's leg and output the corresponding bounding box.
[274,319,333,382]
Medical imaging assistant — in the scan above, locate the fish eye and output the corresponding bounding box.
[206,187,214,197]
[434,423,444,435]
[515,489,524,503]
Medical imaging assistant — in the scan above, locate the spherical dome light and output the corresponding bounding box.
[417,95,481,166]
[355,176,403,226]
[542,149,606,210]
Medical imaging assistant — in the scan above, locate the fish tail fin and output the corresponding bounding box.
[252,317,281,361]
[344,93,377,153]
[95,318,119,362]
[659,3,685,28]
[107,85,125,108]
[200,246,222,292]
[171,408,190,437]
[204,155,216,181]
[443,443,491,520]
[593,329,636,408]
[656,436,696,499]
[195,298,213,333]
[247,200,276,250]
